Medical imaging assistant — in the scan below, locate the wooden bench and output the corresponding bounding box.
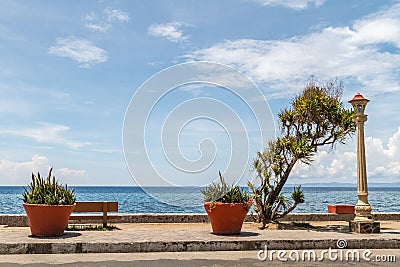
[69,201,118,227]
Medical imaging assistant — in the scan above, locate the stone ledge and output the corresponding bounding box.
[0,238,399,254]
[1,213,399,227]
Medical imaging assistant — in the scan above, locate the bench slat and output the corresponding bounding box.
[70,201,118,227]
[73,201,118,212]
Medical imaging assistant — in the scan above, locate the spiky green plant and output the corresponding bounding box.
[201,171,251,204]
[22,168,76,205]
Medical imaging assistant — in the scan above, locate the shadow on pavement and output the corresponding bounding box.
[28,232,82,239]
[211,231,259,237]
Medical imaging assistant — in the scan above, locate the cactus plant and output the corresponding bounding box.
[22,168,76,205]
[201,171,251,204]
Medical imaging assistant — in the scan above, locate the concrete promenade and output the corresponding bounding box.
[2,212,400,227]
[1,250,399,266]
[0,221,399,254]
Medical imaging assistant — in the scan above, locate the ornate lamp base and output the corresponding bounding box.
[349,220,380,234]
[354,204,373,221]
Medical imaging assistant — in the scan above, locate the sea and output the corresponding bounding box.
[1,186,399,214]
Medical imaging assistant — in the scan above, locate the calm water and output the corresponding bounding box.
[1,186,399,214]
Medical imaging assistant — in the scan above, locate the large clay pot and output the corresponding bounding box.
[204,202,249,234]
[23,203,76,237]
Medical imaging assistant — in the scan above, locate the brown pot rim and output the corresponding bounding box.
[204,202,247,205]
[23,203,76,207]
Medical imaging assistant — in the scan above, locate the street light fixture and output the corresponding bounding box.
[348,93,380,233]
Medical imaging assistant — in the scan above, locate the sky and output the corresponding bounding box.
[0,0,399,186]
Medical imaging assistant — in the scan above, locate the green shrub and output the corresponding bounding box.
[22,168,76,205]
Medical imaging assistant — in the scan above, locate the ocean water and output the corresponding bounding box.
[1,186,399,214]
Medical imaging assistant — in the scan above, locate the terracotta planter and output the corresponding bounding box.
[204,202,249,234]
[23,203,76,237]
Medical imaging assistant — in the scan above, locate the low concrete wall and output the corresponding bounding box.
[281,213,355,222]
[0,215,28,227]
[1,213,399,227]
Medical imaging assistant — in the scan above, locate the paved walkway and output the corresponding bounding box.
[1,250,399,266]
[0,221,399,254]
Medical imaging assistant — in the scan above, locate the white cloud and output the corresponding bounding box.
[292,127,400,183]
[85,22,112,32]
[104,8,130,22]
[0,155,87,185]
[48,36,107,68]
[186,3,400,99]
[0,123,90,149]
[249,0,325,10]
[351,3,400,47]
[56,168,86,180]
[147,22,189,43]
[84,8,130,32]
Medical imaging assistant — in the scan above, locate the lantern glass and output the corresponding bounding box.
[357,104,363,114]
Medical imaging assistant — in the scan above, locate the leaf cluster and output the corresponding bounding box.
[201,171,250,204]
[22,168,76,205]
[278,80,355,165]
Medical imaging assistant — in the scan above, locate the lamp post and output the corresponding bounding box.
[348,93,380,233]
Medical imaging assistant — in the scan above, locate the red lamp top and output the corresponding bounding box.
[349,93,369,103]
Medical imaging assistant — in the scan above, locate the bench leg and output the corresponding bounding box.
[103,202,107,227]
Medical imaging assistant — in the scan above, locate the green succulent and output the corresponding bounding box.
[201,171,251,204]
[22,168,76,205]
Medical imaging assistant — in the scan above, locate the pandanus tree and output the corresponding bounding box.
[248,79,356,229]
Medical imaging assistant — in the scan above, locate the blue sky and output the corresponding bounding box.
[0,0,399,186]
